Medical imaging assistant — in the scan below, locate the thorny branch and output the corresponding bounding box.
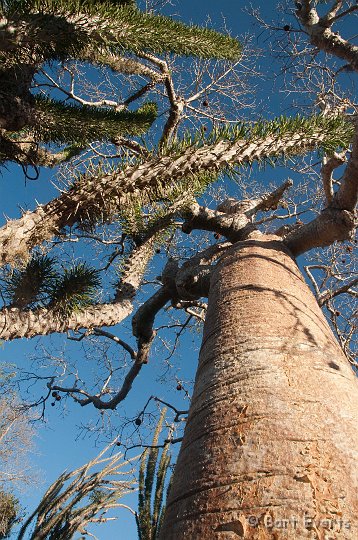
[0,234,157,340]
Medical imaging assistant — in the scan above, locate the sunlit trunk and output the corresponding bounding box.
[160,235,358,539]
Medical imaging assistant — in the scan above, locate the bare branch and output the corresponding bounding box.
[321,151,347,205]
[296,1,358,72]
[287,119,357,256]
[332,120,358,212]
[284,207,355,256]
[182,202,253,241]
[318,277,358,306]
[93,328,137,360]
[40,69,124,110]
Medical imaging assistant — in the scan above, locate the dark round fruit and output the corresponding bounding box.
[135,417,142,426]
[202,125,207,131]
[341,259,346,264]
[55,395,61,401]
[51,402,55,407]
[155,248,161,254]
[202,100,209,107]
[283,25,290,31]
[176,383,182,391]
[335,311,341,317]
[116,442,121,446]
[52,391,58,397]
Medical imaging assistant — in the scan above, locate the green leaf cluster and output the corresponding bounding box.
[2,0,241,61]
[2,255,101,315]
[32,97,157,144]
[49,262,101,316]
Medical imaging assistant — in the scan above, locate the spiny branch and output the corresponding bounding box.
[0,113,351,266]
[0,236,156,341]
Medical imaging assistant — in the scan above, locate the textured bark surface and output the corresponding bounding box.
[295,6,358,73]
[160,234,358,539]
[284,207,356,256]
[0,300,133,340]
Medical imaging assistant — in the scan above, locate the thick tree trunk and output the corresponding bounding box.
[160,234,358,539]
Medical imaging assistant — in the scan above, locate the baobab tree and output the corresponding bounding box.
[0,1,357,539]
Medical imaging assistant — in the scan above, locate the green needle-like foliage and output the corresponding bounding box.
[67,112,353,235]
[2,1,241,61]
[163,113,355,159]
[49,262,101,316]
[3,254,57,309]
[0,0,242,167]
[32,97,157,144]
[137,409,172,540]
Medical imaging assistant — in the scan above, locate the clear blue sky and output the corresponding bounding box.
[0,1,355,539]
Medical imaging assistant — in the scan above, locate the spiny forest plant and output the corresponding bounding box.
[1,255,101,315]
[136,409,172,540]
[0,0,241,168]
[17,442,137,540]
